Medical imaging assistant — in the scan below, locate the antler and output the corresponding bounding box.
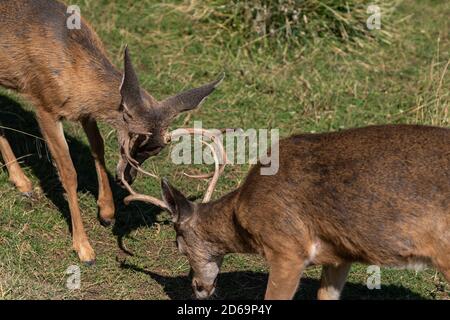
[122,133,159,179]
[120,165,168,209]
[200,140,220,203]
[170,128,228,180]
[121,128,226,208]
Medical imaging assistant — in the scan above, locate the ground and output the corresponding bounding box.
[0,0,448,299]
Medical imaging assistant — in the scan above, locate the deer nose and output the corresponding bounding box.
[193,279,204,292]
[192,278,216,300]
[193,280,209,299]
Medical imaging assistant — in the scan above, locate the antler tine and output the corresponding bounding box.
[120,170,168,209]
[201,140,220,203]
[123,192,168,209]
[170,128,228,180]
[120,134,167,208]
[128,160,159,179]
[121,127,225,208]
[122,134,159,179]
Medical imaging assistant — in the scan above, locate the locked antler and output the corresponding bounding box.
[121,133,159,179]
[122,128,227,208]
[170,128,228,181]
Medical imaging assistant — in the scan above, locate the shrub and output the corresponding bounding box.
[182,0,401,48]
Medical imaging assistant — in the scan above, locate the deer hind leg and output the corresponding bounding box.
[429,236,450,283]
[317,263,351,300]
[81,118,115,226]
[37,111,95,264]
[264,253,305,300]
[0,127,33,194]
[433,253,450,283]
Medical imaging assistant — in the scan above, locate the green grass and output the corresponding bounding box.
[0,0,449,299]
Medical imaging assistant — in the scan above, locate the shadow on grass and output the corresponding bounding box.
[0,94,162,239]
[120,262,427,300]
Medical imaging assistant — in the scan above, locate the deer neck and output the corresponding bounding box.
[199,189,256,255]
[74,62,125,126]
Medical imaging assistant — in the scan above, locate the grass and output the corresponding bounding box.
[0,0,449,300]
[177,0,399,48]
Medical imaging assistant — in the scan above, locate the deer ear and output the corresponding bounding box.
[161,178,193,224]
[159,73,224,119]
[120,46,144,112]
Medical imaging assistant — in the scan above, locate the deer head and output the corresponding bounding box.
[161,178,226,299]
[116,47,224,184]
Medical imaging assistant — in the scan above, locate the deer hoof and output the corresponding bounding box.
[83,259,96,267]
[21,191,34,198]
[97,203,115,227]
[99,216,115,227]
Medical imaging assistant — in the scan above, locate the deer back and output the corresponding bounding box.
[236,125,450,266]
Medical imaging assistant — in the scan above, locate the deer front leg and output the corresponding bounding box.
[317,263,351,300]
[265,254,305,300]
[0,127,33,195]
[37,111,95,264]
[81,118,115,226]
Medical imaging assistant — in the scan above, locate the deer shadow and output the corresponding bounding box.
[120,262,428,300]
[0,94,162,239]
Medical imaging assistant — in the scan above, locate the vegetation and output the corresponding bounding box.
[181,0,399,46]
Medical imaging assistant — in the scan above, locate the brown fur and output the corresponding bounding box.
[0,0,221,263]
[162,125,450,299]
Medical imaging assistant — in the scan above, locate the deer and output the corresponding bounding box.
[157,125,450,300]
[0,0,223,264]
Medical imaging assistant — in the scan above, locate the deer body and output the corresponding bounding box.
[1,1,117,116]
[0,0,221,264]
[162,125,450,299]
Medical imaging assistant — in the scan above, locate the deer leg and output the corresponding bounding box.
[36,111,95,264]
[440,269,450,283]
[0,127,33,194]
[264,254,305,300]
[81,118,115,226]
[434,256,450,283]
[317,263,351,300]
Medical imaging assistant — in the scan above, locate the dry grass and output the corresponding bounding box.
[169,0,401,50]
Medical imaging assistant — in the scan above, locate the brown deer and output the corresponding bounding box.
[160,125,450,299]
[0,0,222,264]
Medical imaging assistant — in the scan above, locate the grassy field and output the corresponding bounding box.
[0,0,449,300]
